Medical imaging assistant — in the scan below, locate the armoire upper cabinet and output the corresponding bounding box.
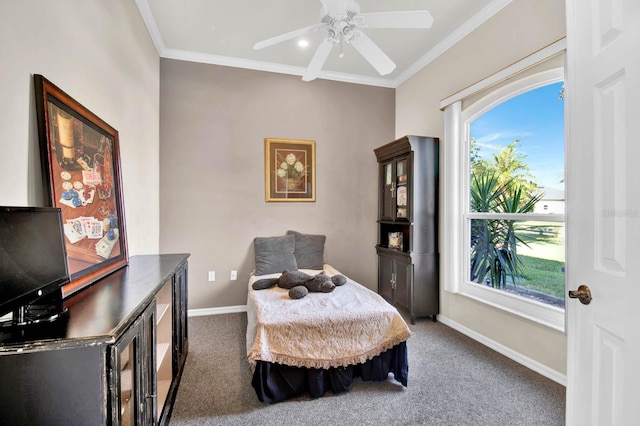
[380,154,411,222]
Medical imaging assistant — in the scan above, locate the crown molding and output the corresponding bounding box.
[136,0,514,89]
[135,0,166,54]
[161,48,397,88]
[393,0,515,87]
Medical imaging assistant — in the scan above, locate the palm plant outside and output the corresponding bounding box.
[469,139,542,288]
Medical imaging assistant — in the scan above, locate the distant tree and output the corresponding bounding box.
[492,139,537,193]
[470,138,538,198]
[469,137,491,176]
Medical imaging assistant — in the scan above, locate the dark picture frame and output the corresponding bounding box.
[34,74,128,296]
[264,138,315,202]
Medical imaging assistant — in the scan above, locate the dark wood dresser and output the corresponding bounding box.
[0,253,189,425]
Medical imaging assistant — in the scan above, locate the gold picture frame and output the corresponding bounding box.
[265,138,315,202]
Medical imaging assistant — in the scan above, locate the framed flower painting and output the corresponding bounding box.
[264,138,315,202]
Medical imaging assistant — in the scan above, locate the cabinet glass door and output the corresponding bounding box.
[119,340,136,426]
[112,305,154,426]
[174,263,189,369]
[156,279,173,420]
[380,157,411,222]
[396,158,408,220]
[381,162,395,220]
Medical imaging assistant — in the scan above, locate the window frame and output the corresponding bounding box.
[442,44,567,332]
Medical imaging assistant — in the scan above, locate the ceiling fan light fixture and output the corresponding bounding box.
[253,0,433,81]
[323,9,361,45]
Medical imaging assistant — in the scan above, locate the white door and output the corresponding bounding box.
[565,0,640,424]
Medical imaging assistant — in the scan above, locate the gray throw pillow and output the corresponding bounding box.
[254,234,298,276]
[287,230,326,270]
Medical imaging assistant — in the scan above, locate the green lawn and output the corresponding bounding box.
[516,254,565,298]
[473,220,566,302]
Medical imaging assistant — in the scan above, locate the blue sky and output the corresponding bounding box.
[470,81,565,190]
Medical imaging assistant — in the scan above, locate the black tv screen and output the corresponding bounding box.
[0,207,69,318]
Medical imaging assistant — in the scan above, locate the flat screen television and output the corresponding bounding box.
[0,206,70,327]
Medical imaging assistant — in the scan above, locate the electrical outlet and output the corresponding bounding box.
[230,270,237,280]
[208,271,215,282]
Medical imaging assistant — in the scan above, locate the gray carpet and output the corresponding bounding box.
[169,313,565,425]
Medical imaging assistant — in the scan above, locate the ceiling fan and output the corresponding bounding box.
[252,0,433,81]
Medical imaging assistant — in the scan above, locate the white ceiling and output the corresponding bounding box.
[135,0,512,88]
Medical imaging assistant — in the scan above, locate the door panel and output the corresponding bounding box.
[565,0,640,424]
[594,72,627,275]
[394,256,411,311]
[378,254,394,301]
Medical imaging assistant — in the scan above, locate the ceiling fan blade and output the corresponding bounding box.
[320,0,348,15]
[360,11,434,29]
[350,33,396,76]
[253,23,326,50]
[302,39,334,82]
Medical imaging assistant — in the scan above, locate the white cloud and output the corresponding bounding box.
[474,131,534,157]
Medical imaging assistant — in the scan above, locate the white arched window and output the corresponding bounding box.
[442,41,566,330]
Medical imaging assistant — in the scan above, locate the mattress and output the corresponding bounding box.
[247,265,412,369]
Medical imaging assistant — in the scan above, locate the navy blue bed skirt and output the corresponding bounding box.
[251,342,408,403]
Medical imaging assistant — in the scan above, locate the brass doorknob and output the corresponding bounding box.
[568,284,592,305]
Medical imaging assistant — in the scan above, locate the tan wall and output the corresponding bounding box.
[396,0,568,375]
[0,0,160,255]
[159,60,395,309]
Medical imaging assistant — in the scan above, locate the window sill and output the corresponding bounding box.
[459,281,566,332]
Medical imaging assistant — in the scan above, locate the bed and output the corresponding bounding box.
[246,232,412,403]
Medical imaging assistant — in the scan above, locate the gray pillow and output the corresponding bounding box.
[287,230,326,270]
[254,234,298,276]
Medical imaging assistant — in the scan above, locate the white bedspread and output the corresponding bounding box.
[246,265,413,370]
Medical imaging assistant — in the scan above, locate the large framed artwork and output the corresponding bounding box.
[264,138,315,202]
[34,74,128,296]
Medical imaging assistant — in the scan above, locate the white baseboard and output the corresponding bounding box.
[188,305,247,317]
[437,315,567,386]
